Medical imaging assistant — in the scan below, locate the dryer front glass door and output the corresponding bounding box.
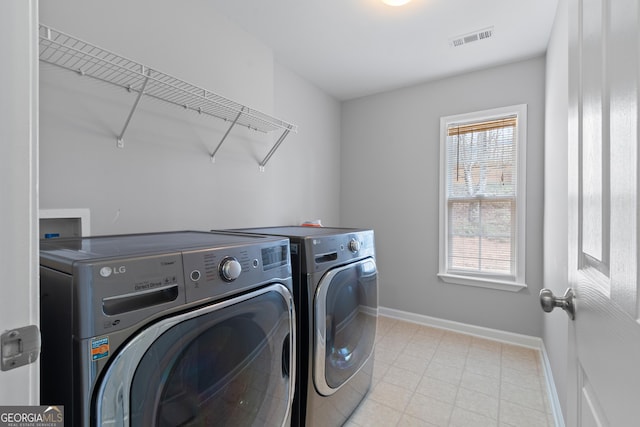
[314,257,377,396]
[96,284,295,427]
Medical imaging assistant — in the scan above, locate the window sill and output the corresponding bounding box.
[437,273,527,292]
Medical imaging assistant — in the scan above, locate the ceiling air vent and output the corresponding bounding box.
[449,27,494,48]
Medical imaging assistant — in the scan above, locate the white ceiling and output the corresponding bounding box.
[209,0,559,100]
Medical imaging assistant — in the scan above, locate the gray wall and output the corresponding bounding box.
[543,0,569,417]
[39,0,341,235]
[341,57,546,337]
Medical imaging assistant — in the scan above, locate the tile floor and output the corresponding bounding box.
[345,316,555,427]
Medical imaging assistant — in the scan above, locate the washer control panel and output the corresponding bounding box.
[182,240,290,304]
[40,231,291,339]
[302,230,375,273]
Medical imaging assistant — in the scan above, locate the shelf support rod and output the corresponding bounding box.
[117,68,151,148]
[210,107,244,163]
[258,127,292,171]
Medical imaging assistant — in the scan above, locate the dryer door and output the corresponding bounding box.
[95,284,295,427]
[314,257,378,396]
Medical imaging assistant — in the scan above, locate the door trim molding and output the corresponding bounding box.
[0,0,40,405]
[378,306,566,427]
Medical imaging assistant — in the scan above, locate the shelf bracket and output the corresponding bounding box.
[116,68,151,148]
[210,107,244,163]
[258,127,292,171]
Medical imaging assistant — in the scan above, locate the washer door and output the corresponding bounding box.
[95,284,295,427]
[314,257,378,396]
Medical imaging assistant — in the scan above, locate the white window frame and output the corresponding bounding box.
[438,104,527,292]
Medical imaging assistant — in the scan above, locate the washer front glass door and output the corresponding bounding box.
[96,284,295,427]
[314,257,378,395]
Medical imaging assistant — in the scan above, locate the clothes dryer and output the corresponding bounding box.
[221,227,378,427]
[39,231,295,427]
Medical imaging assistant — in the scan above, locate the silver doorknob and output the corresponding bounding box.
[539,288,575,320]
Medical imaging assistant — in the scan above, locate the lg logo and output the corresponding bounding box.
[99,266,126,277]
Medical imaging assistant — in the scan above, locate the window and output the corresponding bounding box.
[438,105,527,291]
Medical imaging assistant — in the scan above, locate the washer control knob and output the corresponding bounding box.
[348,239,361,253]
[219,257,242,282]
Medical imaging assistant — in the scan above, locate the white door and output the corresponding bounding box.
[0,0,39,405]
[566,0,640,424]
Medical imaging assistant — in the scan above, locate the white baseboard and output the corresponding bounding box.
[378,306,566,426]
[539,341,567,427]
[379,306,542,348]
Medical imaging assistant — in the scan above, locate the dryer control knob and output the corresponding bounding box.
[219,257,242,282]
[348,239,361,253]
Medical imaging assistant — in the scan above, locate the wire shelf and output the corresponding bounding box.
[38,24,297,168]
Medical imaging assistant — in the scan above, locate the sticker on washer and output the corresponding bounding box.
[91,337,109,361]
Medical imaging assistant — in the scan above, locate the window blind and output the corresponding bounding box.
[446,115,517,276]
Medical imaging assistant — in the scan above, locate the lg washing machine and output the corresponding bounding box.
[220,227,378,427]
[39,231,295,427]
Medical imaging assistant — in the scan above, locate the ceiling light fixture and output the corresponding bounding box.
[381,0,411,6]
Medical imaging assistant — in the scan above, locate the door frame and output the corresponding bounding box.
[0,0,40,405]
